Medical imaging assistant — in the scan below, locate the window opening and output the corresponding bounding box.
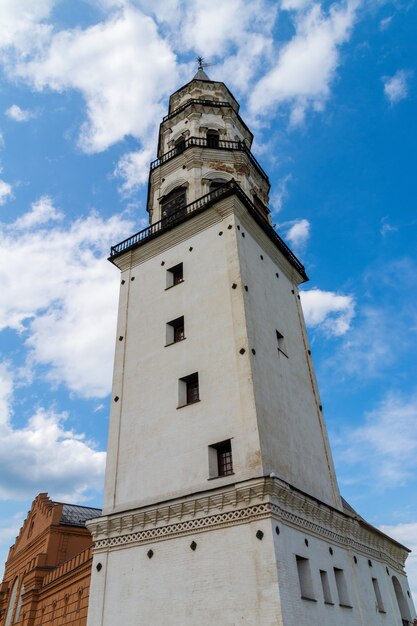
[333,568,351,607]
[166,263,183,288]
[208,440,233,478]
[5,579,19,626]
[252,193,269,219]
[175,136,186,154]
[392,576,412,624]
[206,129,220,148]
[166,316,185,345]
[296,556,316,601]
[276,330,288,357]
[161,186,187,221]
[13,583,25,624]
[178,373,199,407]
[372,578,385,613]
[320,570,333,604]
[209,178,227,194]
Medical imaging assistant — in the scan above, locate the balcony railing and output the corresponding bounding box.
[109,180,307,280]
[150,136,269,183]
[163,99,233,123]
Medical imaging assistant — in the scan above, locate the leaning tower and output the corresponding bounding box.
[86,67,415,626]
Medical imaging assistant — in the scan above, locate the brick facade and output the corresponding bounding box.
[0,494,100,626]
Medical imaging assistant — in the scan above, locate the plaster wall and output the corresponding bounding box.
[104,209,264,512]
[273,520,415,625]
[88,519,283,626]
[234,210,341,509]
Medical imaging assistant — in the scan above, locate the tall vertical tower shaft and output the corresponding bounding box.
[87,71,415,626]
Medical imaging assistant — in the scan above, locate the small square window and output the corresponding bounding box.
[208,440,233,478]
[166,316,185,345]
[276,330,288,357]
[178,372,199,407]
[166,263,183,288]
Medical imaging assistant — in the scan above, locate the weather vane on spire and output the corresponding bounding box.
[197,56,215,71]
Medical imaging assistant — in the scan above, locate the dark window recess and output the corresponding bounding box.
[209,439,233,477]
[161,186,187,221]
[166,263,183,288]
[296,556,316,601]
[276,330,288,357]
[209,178,227,193]
[252,193,269,220]
[175,137,186,154]
[179,372,199,406]
[166,316,185,345]
[206,129,220,148]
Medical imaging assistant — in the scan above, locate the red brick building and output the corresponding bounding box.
[0,494,100,626]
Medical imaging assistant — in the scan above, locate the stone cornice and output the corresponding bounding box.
[87,477,408,572]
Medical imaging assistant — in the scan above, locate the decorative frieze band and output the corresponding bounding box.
[88,477,407,571]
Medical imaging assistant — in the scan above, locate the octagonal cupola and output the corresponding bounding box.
[147,68,271,226]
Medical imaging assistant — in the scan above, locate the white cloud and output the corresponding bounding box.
[300,287,355,336]
[13,195,63,229]
[5,104,34,122]
[379,521,417,607]
[383,69,410,105]
[283,218,310,251]
[115,144,154,195]
[14,7,178,153]
[0,0,54,56]
[270,174,292,214]
[380,216,398,236]
[0,364,105,501]
[0,198,134,397]
[249,2,357,122]
[379,15,393,31]
[339,391,417,486]
[0,179,13,205]
[180,0,275,59]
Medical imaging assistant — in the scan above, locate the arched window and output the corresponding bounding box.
[5,578,19,626]
[206,130,220,149]
[209,178,227,193]
[14,583,25,624]
[161,186,187,221]
[175,137,186,154]
[392,576,412,624]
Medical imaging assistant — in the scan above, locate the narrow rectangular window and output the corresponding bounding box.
[208,440,233,478]
[166,316,185,345]
[333,568,351,607]
[320,570,333,605]
[166,263,183,288]
[372,578,385,613]
[178,372,199,407]
[276,330,288,357]
[296,556,316,601]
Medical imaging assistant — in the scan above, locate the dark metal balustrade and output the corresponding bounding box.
[163,99,233,123]
[109,180,307,281]
[150,136,269,183]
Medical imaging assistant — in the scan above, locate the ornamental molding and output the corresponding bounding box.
[88,478,407,571]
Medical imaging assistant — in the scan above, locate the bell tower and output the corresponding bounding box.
[87,68,416,626]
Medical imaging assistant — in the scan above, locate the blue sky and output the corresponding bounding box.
[0,0,416,599]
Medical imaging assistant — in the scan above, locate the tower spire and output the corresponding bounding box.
[193,56,211,81]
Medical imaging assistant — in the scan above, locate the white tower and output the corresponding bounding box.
[87,69,416,626]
